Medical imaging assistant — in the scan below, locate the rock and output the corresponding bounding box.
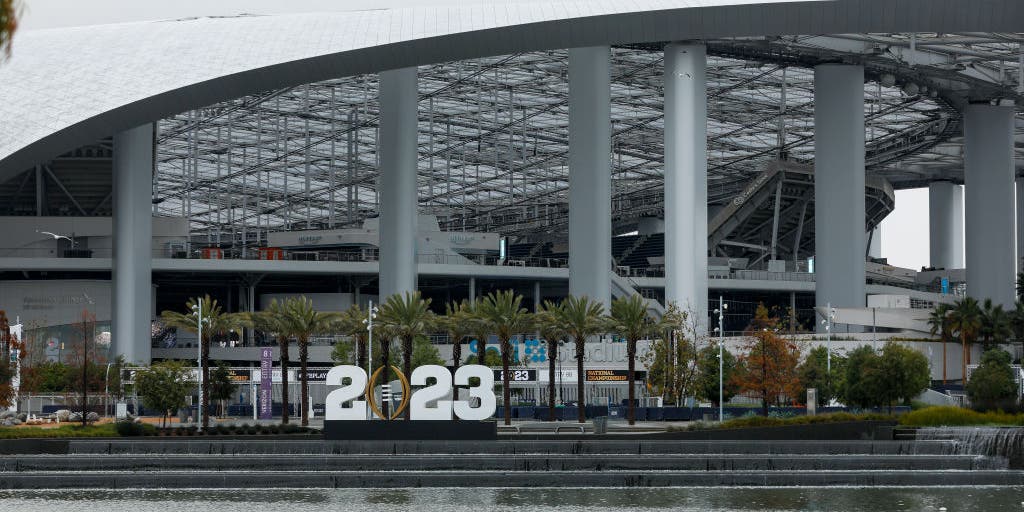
[68,412,82,422]
[10,418,20,425]
[86,412,100,422]
[1,418,13,427]
[16,413,27,422]
[0,410,15,419]
[55,409,71,421]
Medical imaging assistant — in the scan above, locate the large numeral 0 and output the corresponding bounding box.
[410,365,453,420]
[325,365,367,420]
[453,364,496,421]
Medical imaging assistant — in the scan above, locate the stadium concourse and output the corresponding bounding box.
[0,1,1021,406]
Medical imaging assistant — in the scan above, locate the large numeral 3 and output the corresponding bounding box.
[453,364,496,421]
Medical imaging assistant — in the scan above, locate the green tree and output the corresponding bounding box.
[966,348,1017,411]
[135,360,195,428]
[21,361,69,393]
[948,297,982,383]
[607,294,656,425]
[843,345,884,409]
[330,338,355,364]
[1011,301,1024,343]
[556,295,605,423]
[535,300,566,421]
[411,336,445,367]
[466,298,492,366]
[696,344,739,407]
[277,296,343,426]
[877,342,931,413]
[641,303,688,405]
[797,346,846,407]
[927,304,951,384]
[208,361,237,418]
[161,295,250,428]
[0,310,18,408]
[1017,272,1024,302]
[463,350,502,366]
[248,299,293,424]
[479,290,533,426]
[377,291,433,420]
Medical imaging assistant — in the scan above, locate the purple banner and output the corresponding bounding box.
[259,348,273,420]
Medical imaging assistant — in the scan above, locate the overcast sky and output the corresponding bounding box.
[16,0,937,270]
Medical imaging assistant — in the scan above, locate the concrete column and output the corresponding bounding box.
[1017,177,1024,275]
[468,277,476,302]
[929,181,964,269]
[813,64,866,324]
[112,124,154,364]
[534,281,542,312]
[568,46,611,307]
[378,67,418,299]
[867,226,882,260]
[964,104,1016,307]
[664,42,708,316]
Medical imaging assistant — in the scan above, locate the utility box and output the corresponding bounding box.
[807,388,817,416]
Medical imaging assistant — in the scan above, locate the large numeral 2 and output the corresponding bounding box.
[325,365,367,420]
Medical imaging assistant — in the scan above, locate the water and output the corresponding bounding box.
[916,427,1024,458]
[0,488,1022,511]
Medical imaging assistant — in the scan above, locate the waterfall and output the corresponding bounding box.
[915,427,1024,469]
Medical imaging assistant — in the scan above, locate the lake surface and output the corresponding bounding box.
[0,487,1021,511]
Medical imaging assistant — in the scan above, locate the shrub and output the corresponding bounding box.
[899,406,1024,427]
[966,349,1018,411]
[115,421,146,436]
[679,411,893,431]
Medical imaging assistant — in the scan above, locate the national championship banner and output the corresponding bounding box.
[259,348,273,420]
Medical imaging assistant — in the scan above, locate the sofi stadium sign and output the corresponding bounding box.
[325,364,496,421]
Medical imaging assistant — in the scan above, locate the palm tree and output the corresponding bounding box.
[535,300,566,421]
[440,300,472,374]
[248,299,294,424]
[979,298,1012,350]
[608,294,655,426]
[927,304,951,384]
[277,296,343,426]
[1011,301,1024,344]
[376,291,433,420]
[479,290,533,426]
[467,298,491,366]
[1016,272,1024,302]
[160,295,250,429]
[557,295,605,424]
[338,304,370,369]
[1,0,18,59]
[947,297,982,385]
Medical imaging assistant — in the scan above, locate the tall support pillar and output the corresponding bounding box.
[867,226,882,259]
[664,42,708,316]
[378,67,419,299]
[1017,177,1024,275]
[112,124,154,364]
[534,281,542,312]
[813,64,866,326]
[964,104,1016,307]
[568,46,611,307]
[929,181,964,269]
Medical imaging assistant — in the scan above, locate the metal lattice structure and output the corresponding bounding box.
[5,33,1021,249]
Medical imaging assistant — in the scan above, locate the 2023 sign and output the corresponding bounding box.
[325,364,496,421]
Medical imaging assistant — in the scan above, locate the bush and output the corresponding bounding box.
[0,423,155,439]
[843,343,930,411]
[899,406,1024,427]
[115,421,147,436]
[680,412,893,431]
[966,349,1018,411]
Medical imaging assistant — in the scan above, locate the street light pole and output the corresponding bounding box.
[363,301,378,420]
[191,300,205,432]
[713,296,728,422]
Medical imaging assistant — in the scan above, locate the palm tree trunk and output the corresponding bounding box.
[201,335,210,429]
[627,339,636,426]
[547,340,557,421]
[299,337,309,427]
[452,336,462,421]
[576,340,585,424]
[961,332,968,386]
[356,338,367,370]
[501,338,512,426]
[402,336,413,421]
[279,335,290,424]
[477,335,487,366]
[941,335,947,385]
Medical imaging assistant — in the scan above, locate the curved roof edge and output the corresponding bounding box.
[1,0,1021,179]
